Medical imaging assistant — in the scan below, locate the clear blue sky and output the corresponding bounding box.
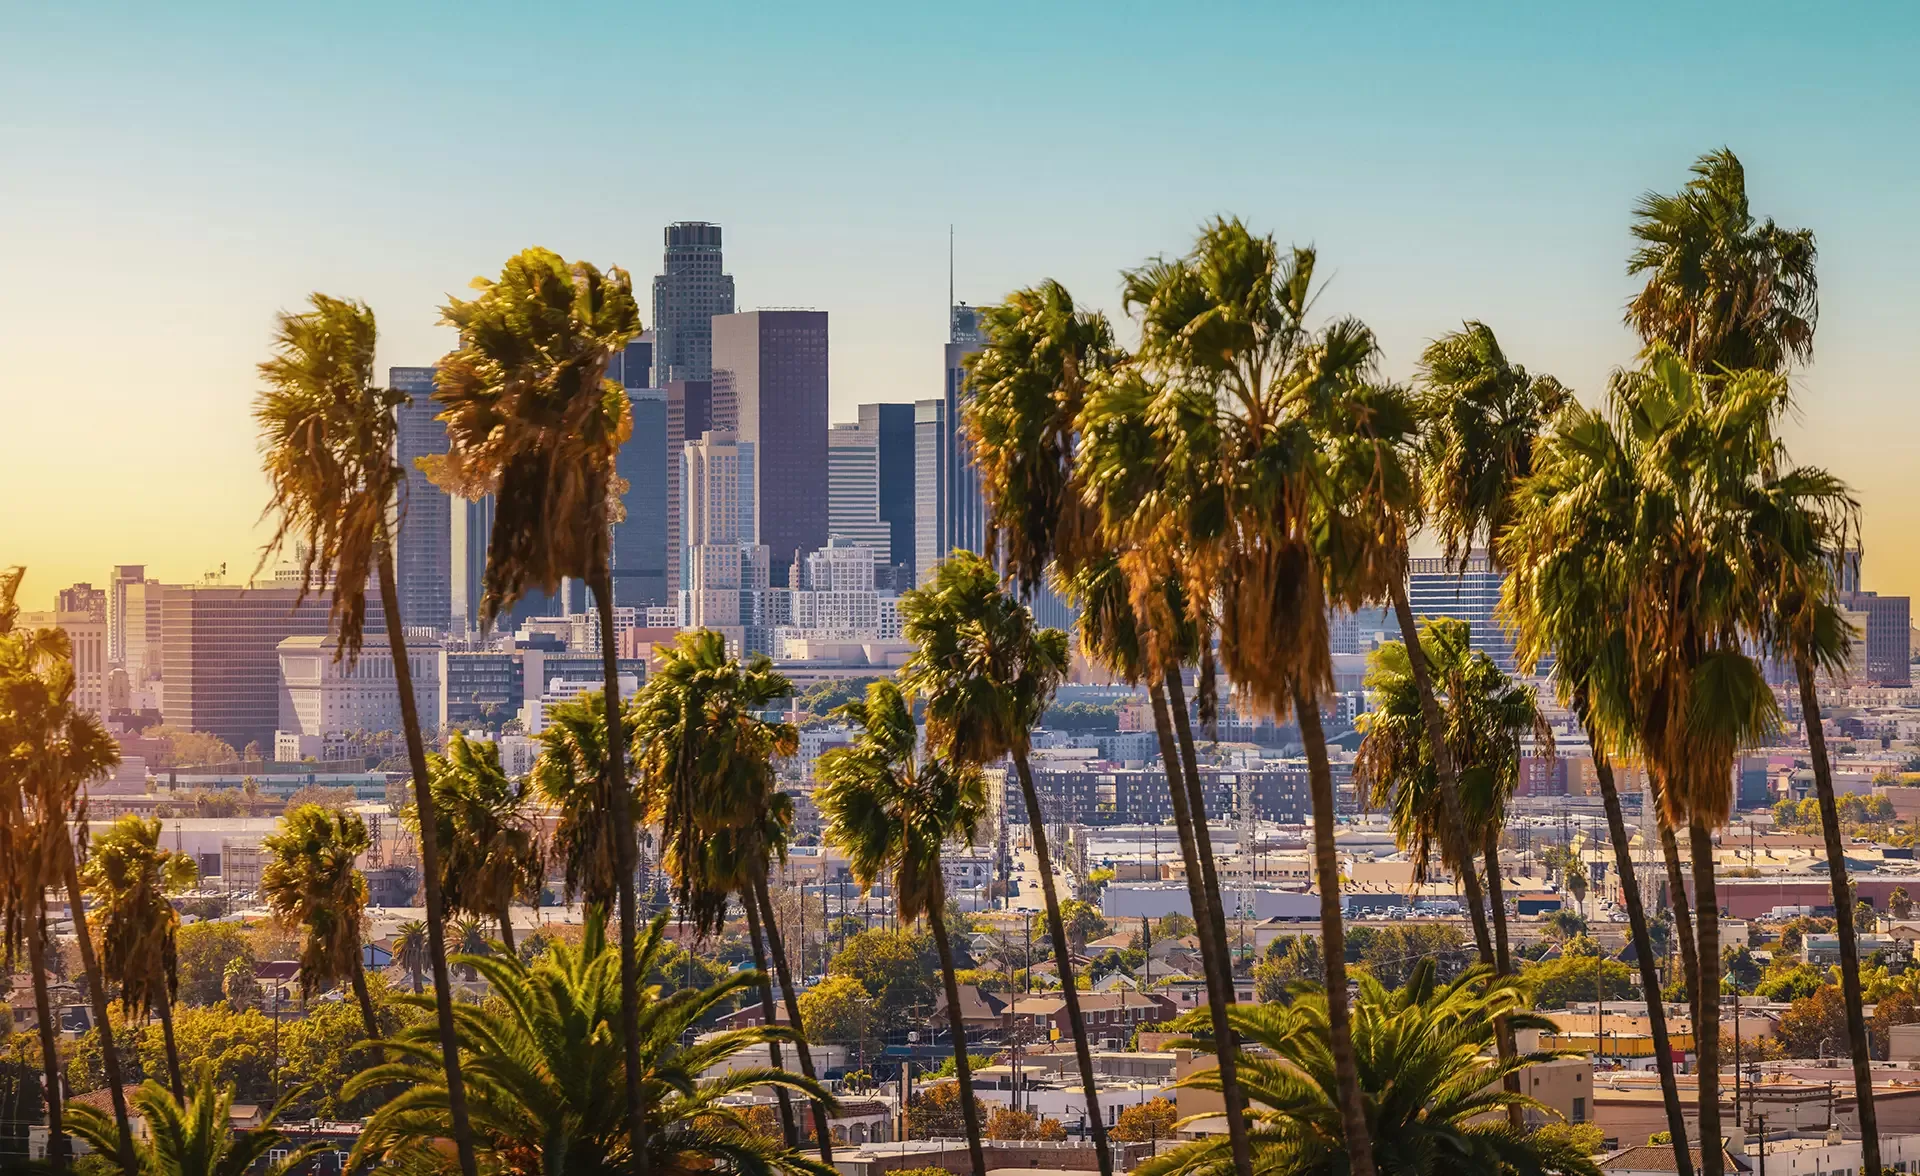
[5,2,1918,605]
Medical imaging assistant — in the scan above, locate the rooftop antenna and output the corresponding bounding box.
[948,224,955,338]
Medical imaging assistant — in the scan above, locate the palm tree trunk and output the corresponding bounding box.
[375,544,480,1176]
[1294,688,1376,1176]
[56,828,134,1174]
[1660,822,1700,1014]
[743,889,798,1147]
[1688,822,1722,1176]
[1591,739,1692,1176]
[497,907,516,959]
[153,960,183,1101]
[589,567,648,1176]
[1798,659,1880,1176]
[28,897,67,1170]
[752,869,834,1164]
[1388,580,1496,966]
[928,871,988,1176]
[1147,675,1254,1176]
[349,954,382,1051]
[1011,747,1111,1176]
[1481,827,1523,1131]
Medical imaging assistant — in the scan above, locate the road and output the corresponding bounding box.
[1004,842,1078,913]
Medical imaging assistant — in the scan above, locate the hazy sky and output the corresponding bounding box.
[5,2,1917,609]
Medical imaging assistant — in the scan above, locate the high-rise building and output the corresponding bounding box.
[57,582,106,620]
[109,565,146,665]
[942,304,989,563]
[19,605,108,719]
[1407,552,1514,672]
[391,366,452,631]
[451,495,492,634]
[859,402,917,587]
[711,310,829,584]
[827,421,891,562]
[652,222,735,383]
[679,430,769,645]
[121,576,164,682]
[607,335,654,392]
[277,633,440,745]
[613,387,669,607]
[664,380,713,593]
[914,397,947,582]
[1838,548,1912,687]
[159,583,335,752]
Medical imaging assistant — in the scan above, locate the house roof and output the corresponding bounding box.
[934,984,1009,1020]
[1600,1145,1750,1173]
[1086,933,1134,950]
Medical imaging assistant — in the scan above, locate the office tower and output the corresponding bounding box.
[391,366,452,631]
[1838,548,1912,686]
[1407,552,1514,672]
[664,380,713,593]
[652,222,735,383]
[607,335,654,392]
[57,582,106,620]
[858,402,917,586]
[914,397,947,582]
[121,576,164,681]
[19,603,108,718]
[277,633,441,744]
[451,495,492,634]
[613,388,669,607]
[827,421,891,562]
[680,431,768,643]
[159,583,334,752]
[711,310,829,583]
[942,303,989,562]
[109,566,146,663]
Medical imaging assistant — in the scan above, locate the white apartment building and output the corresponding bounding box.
[276,634,441,741]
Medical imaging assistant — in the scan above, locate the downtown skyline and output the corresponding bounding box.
[6,2,1919,606]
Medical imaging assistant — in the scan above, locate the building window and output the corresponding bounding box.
[1571,1097,1585,1123]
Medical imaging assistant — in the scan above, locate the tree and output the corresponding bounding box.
[899,553,1111,1176]
[907,1081,987,1141]
[1523,955,1637,1010]
[416,732,540,953]
[175,923,254,1008]
[1059,899,1108,952]
[1253,936,1323,1004]
[1892,887,1913,920]
[347,913,834,1176]
[254,292,476,1176]
[816,680,989,1176]
[829,930,937,1023]
[392,920,429,995]
[143,727,239,769]
[1111,1097,1178,1143]
[1139,963,1599,1176]
[258,805,379,1042]
[82,814,197,1098]
[1722,945,1762,993]
[986,1106,1067,1141]
[1756,964,1824,1004]
[427,247,644,1165]
[632,630,830,1160]
[1869,989,1920,1060]
[1543,910,1588,942]
[797,975,873,1051]
[1778,985,1851,1059]
[530,690,642,914]
[67,1064,322,1176]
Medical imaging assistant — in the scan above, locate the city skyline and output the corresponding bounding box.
[7,4,1920,606]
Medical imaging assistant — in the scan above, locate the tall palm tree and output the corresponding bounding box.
[82,814,198,1099]
[254,292,476,1176]
[0,589,138,1171]
[66,1064,323,1176]
[427,246,646,1163]
[815,680,990,1176]
[1139,963,1598,1176]
[1627,148,1879,1173]
[530,690,642,915]
[258,804,381,1042]
[420,732,542,954]
[347,910,836,1176]
[1626,148,1817,375]
[1502,409,1696,1175]
[898,553,1114,1176]
[633,630,832,1162]
[393,919,429,994]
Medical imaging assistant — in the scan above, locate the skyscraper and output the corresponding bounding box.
[1407,552,1515,672]
[56,582,106,620]
[613,387,669,607]
[827,421,891,562]
[679,431,768,642]
[859,402,917,587]
[109,565,146,665]
[664,380,713,594]
[914,397,947,582]
[160,583,334,752]
[652,222,735,383]
[711,310,829,584]
[391,366,452,631]
[942,303,989,562]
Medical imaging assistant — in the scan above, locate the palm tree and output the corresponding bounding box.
[0,587,138,1171]
[815,680,990,1176]
[393,919,429,994]
[1502,411,1695,1174]
[898,553,1115,1176]
[346,910,836,1176]
[419,732,542,953]
[66,1064,323,1176]
[531,689,642,914]
[632,630,834,1162]
[82,814,198,1099]
[1139,963,1599,1176]
[258,804,381,1042]
[254,291,476,1176]
[1626,148,1817,375]
[427,246,646,1163]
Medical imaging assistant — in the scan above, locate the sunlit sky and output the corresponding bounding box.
[5,2,1918,609]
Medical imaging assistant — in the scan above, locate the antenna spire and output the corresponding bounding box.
[948,224,954,338]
